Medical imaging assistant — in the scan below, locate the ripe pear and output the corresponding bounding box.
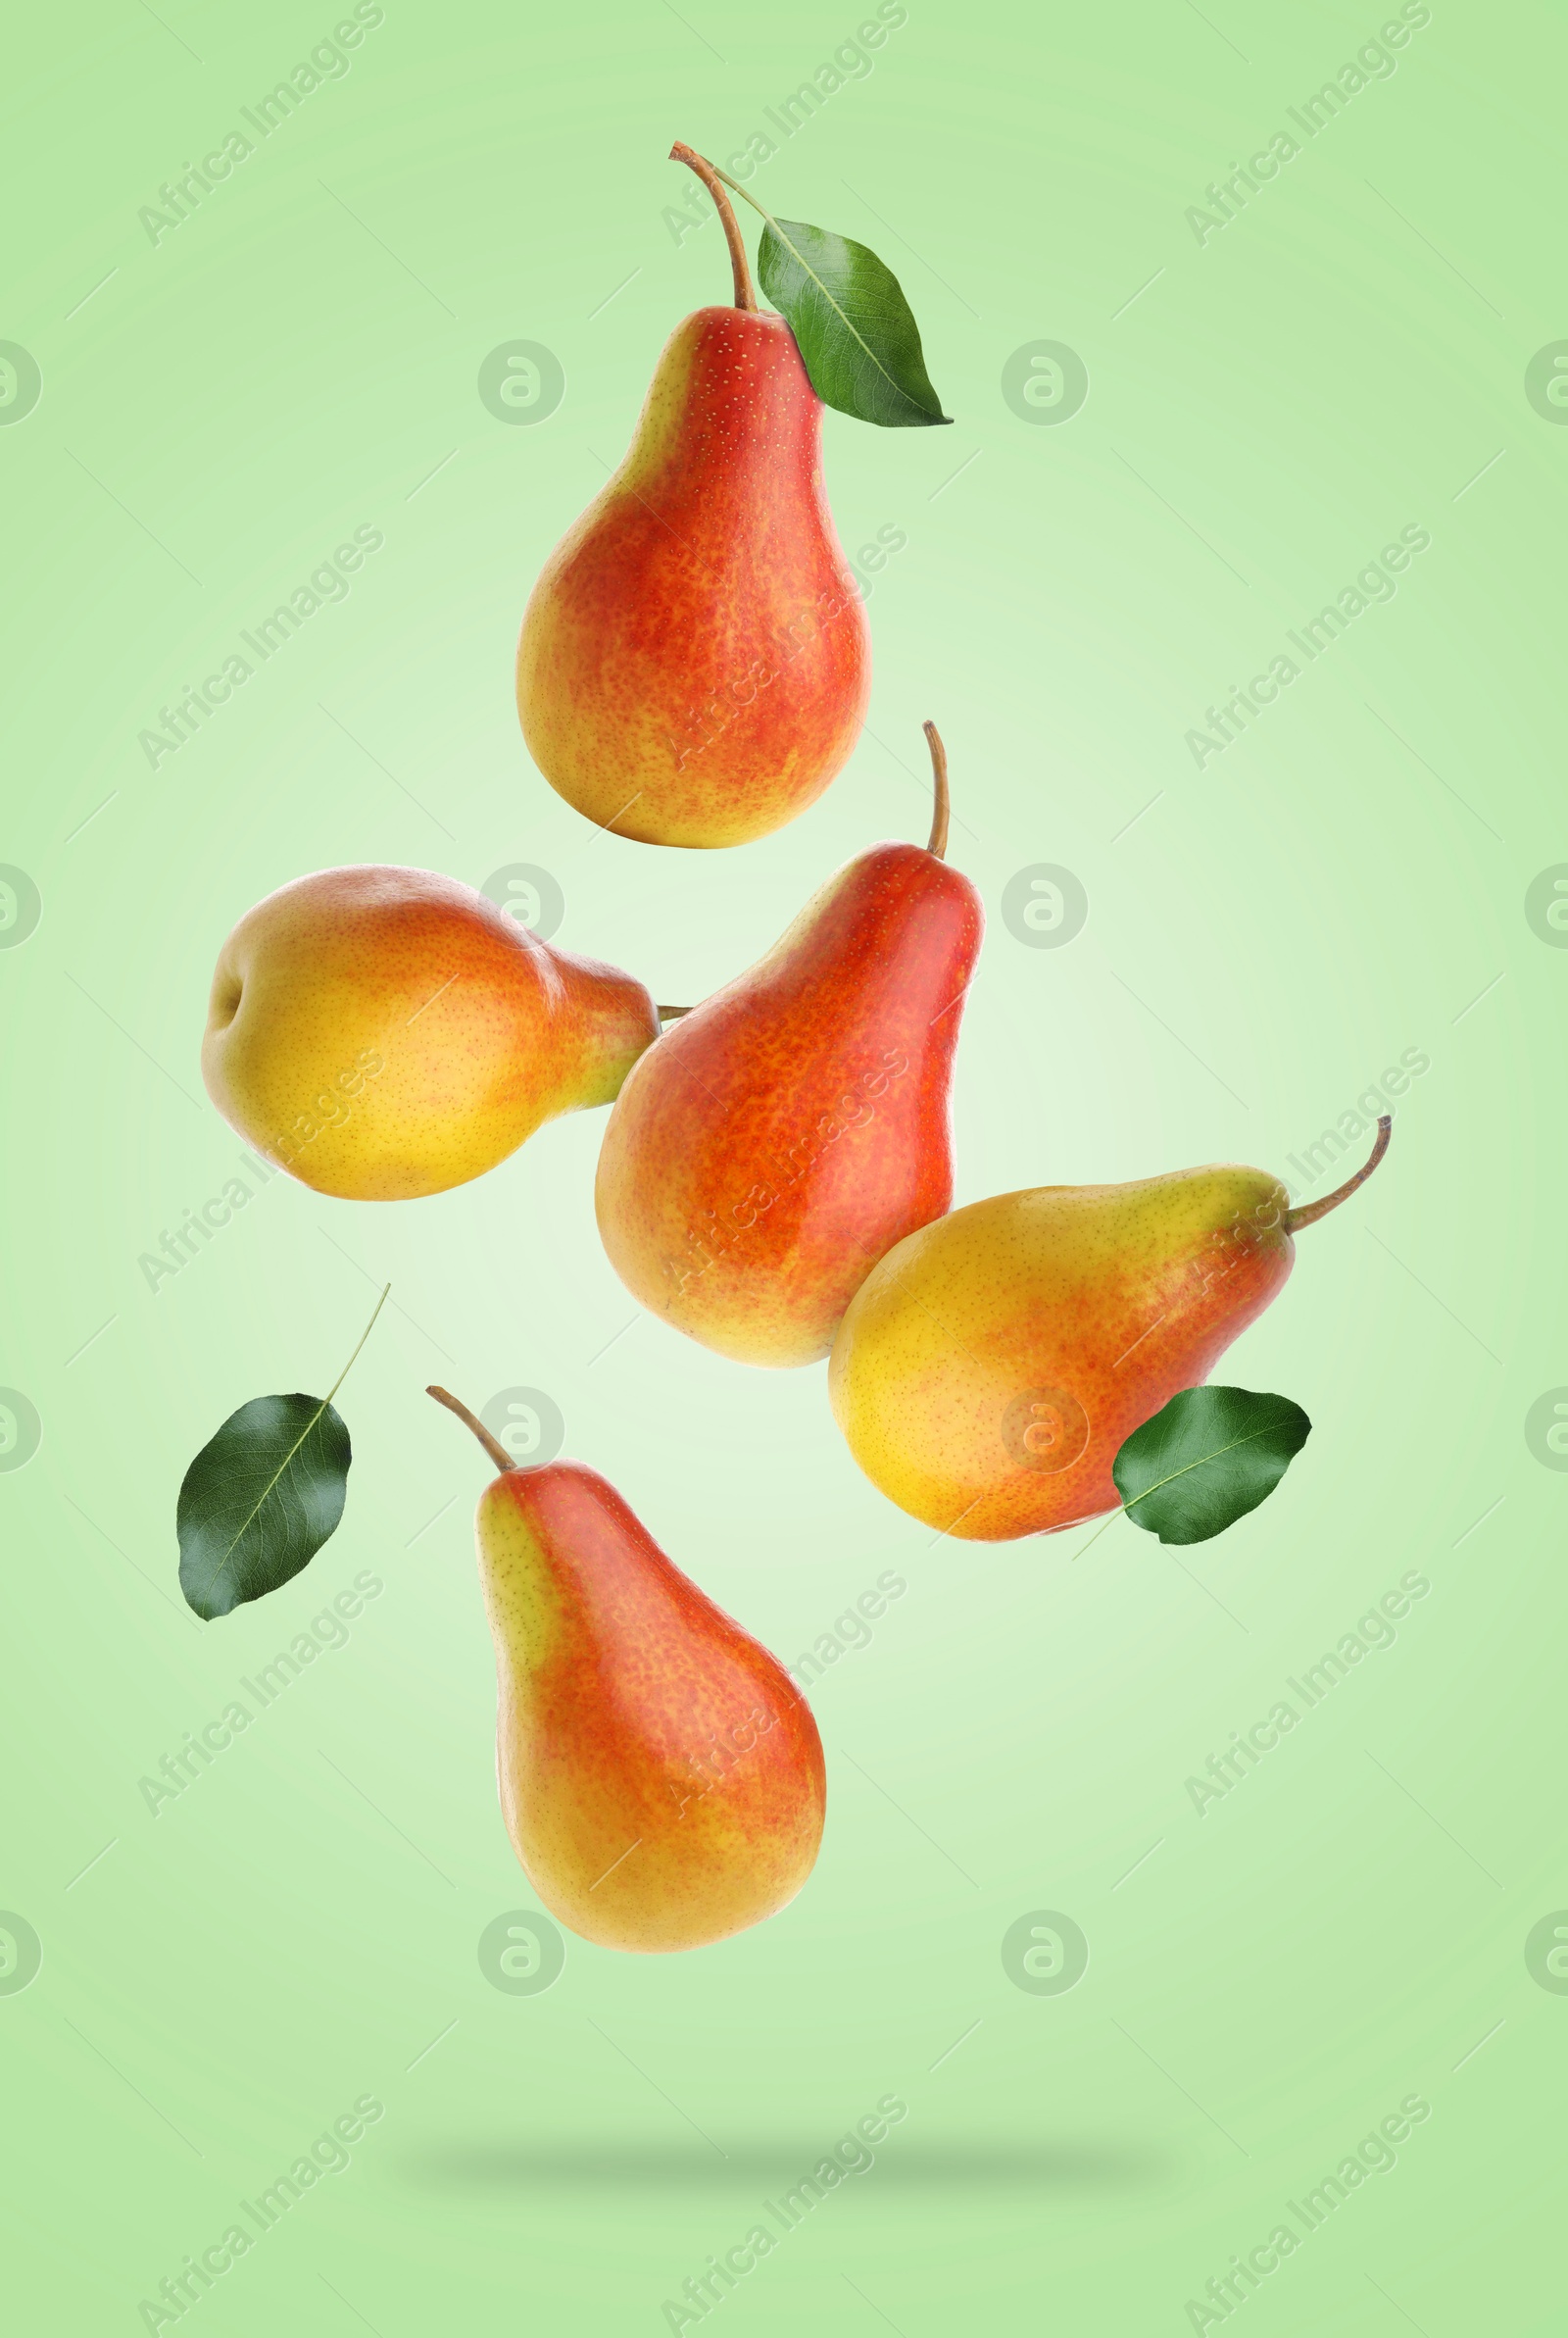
[429,1388,825,1953]
[595,723,982,1365]
[828,1121,1391,1541]
[202,865,659,1201]
[514,147,869,849]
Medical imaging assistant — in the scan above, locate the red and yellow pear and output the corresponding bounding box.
[202,865,659,1200]
[828,1121,1393,1540]
[515,146,869,849]
[429,1388,825,1954]
[595,723,984,1366]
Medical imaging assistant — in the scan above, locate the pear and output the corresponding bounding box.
[429,1388,825,1953]
[828,1121,1392,1540]
[514,148,869,850]
[595,723,983,1366]
[202,865,659,1201]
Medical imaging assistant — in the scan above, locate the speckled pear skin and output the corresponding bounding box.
[595,840,983,1366]
[476,1463,826,1953]
[828,1169,1296,1541]
[202,865,659,1201]
[515,307,870,849]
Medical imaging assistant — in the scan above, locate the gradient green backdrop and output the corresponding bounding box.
[3,1,1563,2330]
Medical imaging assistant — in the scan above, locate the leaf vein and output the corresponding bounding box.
[1121,1418,1296,1512]
[763,224,935,421]
[192,1403,332,1607]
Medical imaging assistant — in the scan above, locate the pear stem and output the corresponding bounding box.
[670,143,758,312]
[427,1384,515,1475]
[325,1284,391,1407]
[1282,1115,1392,1235]
[657,1004,692,1021]
[923,721,950,859]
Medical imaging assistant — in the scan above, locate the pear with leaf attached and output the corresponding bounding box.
[828,1121,1392,1541]
[516,141,953,849]
[428,1388,825,1953]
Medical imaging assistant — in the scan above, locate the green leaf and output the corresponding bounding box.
[1111,1387,1311,1546]
[175,1284,387,1618]
[178,1393,352,1618]
[757,218,951,428]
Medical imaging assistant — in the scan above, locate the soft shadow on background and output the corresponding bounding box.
[398,2134,1176,2193]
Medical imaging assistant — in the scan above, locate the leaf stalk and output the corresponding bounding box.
[327,1283,391,1406]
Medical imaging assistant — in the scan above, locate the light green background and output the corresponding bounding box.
[2,1,1563,2330]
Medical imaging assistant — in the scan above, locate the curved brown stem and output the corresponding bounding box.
[657,1004,692,1021]
[923,721,950,859]
[1282,1115,1392,1235]
[669,143,758,312]
[427,1384,515,1475]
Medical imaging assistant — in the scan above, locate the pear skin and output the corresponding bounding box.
[828,1125,1391,1541]
[515,254,868,847]
[202,866,658,1201]
[595,723,982,1365]
[432,1391,825,1953]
